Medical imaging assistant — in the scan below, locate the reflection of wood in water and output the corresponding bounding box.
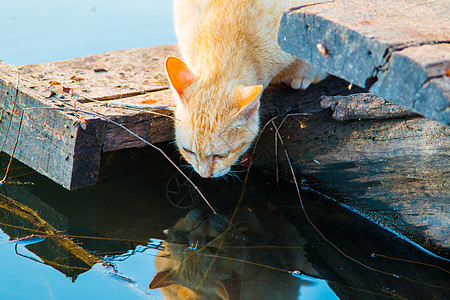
[150,199,317,300]
[0,192,99,279]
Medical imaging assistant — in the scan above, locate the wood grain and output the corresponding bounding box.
[0,45,180,189]
[279,0,450,124]
[253,94,450,253]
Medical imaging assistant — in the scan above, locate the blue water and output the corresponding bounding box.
[0,0,176,65]
[0,147,342,300]
[0,229,162,299]
[0,1,173,298]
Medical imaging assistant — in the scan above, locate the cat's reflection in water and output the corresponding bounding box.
[149,200,317,299]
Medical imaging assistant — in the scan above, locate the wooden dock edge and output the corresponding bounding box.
[0,45,178,189]
[253,99,449,254]
[278,0,450,125]
[0,63,104,189]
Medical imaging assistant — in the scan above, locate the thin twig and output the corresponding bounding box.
[79,111,216,215]
[108,101,175,111]
[0,99,214,213]
[81,95,175,119]
[271,117,450,289]
[1,109,25,183]
[371,253,450,274]
[0,71,20,154]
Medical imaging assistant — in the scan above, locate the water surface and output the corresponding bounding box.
[0,0,175,65]
[0,146,448,299]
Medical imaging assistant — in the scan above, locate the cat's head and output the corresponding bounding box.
[165,56,262,178]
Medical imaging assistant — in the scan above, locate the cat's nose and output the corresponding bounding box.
[199,170,213,178]
[198,165,213,178]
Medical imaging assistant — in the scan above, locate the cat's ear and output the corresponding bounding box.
[233,85,263,119]
[149,269,176,289]
[165,56,197,102]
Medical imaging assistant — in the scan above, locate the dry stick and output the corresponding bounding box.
[0,221,156,248]
[195,238,225,292]
[108,101,175,111]
[58,105,208,212]
[159,250,401,300]
[0,98,213,213]
[226,117,278,227]
[55,97,209,211]
[0,72,22,184]
[371,253,450,274]
[273,113,312,187]
[274,123,279,187]
[81,95,175,120]
[0,193,99,267]
[0,72,20,154]
[89,115,216,215]
[1,108,26,183]
[14,246,91,271]
[270,119,450,290]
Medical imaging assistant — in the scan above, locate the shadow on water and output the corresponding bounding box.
[0,144,449,299]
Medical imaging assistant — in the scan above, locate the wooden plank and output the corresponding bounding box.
[83,89,175,151]
[0,45,180,189]
[20,44,180,151]
[0,62,104,190]
[371,44,450,123]
[19,44,179,101]
[253,93,450,253]
[278,0,450,124]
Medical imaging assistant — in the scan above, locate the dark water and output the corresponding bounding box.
[0,145,449,299]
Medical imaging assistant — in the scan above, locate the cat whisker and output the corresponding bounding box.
[179,164,193,170]
[231,168,248,174]
[227,171,241,182]
[221,174,230,183]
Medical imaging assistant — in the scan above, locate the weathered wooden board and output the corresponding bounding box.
[0,63,104,190]
[0,45,180,189]
[19,44,178,101]
[278,0,450,125]
[253,94,450,254]
[20,45,180,152]
[83,89,175,151]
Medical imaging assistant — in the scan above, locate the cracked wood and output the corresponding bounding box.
[278,0,450,125]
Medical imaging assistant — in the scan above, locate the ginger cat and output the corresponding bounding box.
[149,201,317,299]
[166,0,327,178]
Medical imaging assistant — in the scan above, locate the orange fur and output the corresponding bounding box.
[166,0,327,178]
[149,202,318,299]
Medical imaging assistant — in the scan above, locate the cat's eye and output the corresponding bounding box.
[214,153,228,160]
[182,147,195,155]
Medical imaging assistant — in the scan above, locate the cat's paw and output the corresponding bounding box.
[290,77,313,90]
